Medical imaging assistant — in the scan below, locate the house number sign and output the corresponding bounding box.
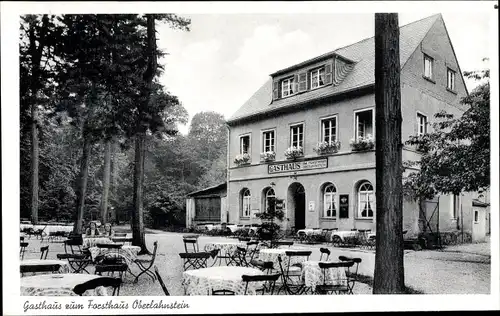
[268,158,328,174]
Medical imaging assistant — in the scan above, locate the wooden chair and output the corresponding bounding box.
[315,261,354,295]
[182,238,199,253]
[154,266,170,296]
[21,263,61,275]
[179,252,211,271]
[33,225,48,241]
[250,259,274,274]
[40,245,49,260]
[242,274,281,295]
[319,247,331,261]
[95,262,129,281]
[338,256,362,294]
[283,251,311,284]
[73,276,122,296]
[276,256,306,295]
[20,242,29,260]
[245,241,260,263]
[230,246,248,267]
[56,253,92,273]
[133,241,158,283]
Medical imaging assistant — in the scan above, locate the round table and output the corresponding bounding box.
[301,261,347,288]
[21,274,109,296]
[204,241,244,265]
[258,248,309,270]
[183,266,264,296]
[82,237,112,248]
[89,245,140,264]
[21,259,71,274]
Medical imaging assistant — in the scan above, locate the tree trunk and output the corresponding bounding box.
[132,132,148,253]
[373,13,405,294]
[73,135,92,234]
[100,138,111,224]
[30,104,39,224]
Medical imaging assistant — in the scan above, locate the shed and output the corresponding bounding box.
[471,199,490,242]
[186,183,227,228]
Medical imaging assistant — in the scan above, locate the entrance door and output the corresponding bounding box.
[293,184,306,230]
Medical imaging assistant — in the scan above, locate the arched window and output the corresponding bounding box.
[358,182,374,218]
[323,184,337,218]
[241,189,251,217]
[264,188,276,212]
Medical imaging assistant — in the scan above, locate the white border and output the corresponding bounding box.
[2,1,499,315]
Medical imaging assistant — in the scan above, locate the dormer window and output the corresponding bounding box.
[281,77,295,98]
[310,67,325,89]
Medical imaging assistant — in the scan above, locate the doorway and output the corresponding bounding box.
[288,183,306,230]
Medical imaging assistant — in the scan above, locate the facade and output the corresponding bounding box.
[225,14,485,238]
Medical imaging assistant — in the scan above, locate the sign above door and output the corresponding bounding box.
[268,158,328,174]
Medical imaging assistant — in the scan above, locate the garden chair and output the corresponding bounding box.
[245,241,260,263]
[20,236,25,242]
[40,245,49,260]
[272,240,294,248]
[56,253,92,273]
[95,262,129,281]
[133,241,158,283]
[182,237,199,253]
[73,276,122,296]
[250,259,274,274]
[315,261,354,295]
[179,252,211,271]
[20,242,29,260]
[242,274,281,295]
[319,247,331,261]
[296,231,307,243]
[154,266,170,296]
[283,251,311,284]
[338,256,362,294]
[20,263,61,276]
[211,289,236,295]
[64,235,84,254]
[276,256,306,295]
[33,225,48,241]
[230,246,249,266]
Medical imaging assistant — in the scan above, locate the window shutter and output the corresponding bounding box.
[324,63,332,85]
[272,80,279,100]
[298,72,307,92]
[293,74,299,93]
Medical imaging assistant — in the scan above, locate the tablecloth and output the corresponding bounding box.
[204,241,244,255]
[296,229,323,236]
[258,248,309,271]
[330,231,376,241]
[20,224,74,234]
[82,237,112,248]
[89,245,140,264]
[21,274,109,296]
[182,266,264,295]
[301,261,347,288]
[20,259,71,274]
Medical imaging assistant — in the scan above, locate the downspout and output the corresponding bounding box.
[226,123,231,224]
[460,194,464,243]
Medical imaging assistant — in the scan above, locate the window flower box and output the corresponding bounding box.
[260,151,276,162]
[284,146,304,160]
[313,141,341,155]
[350,135,375,151]
[234,153,251,166]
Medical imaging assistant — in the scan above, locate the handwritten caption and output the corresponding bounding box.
[24,299,190,313]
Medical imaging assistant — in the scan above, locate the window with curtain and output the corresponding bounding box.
[241,189,251,217]
[323,184,337,218]
[264,188,275,212]
[358,182,374,218]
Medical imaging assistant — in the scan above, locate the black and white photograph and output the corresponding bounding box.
[2,1,499,314]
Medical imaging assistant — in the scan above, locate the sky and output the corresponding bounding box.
[156,12,492,134]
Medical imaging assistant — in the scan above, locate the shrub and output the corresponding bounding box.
[284,146,303,160]
[313,141,341,155]
[350,135,375,151]
[234,153,251,165]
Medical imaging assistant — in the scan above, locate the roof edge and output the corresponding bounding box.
[187,183,227,197]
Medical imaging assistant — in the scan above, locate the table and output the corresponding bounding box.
[89,245,140,264]
[21,274,109,296]
[82,236,112,248]
[182,266,264,295]
[330,231,376,241]
[301,261,347,288]
[204,240,244,265]
[21,259,70,274]
[296,228,322,236]
[258,248,309,271]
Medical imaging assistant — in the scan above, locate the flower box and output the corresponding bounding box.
[313,141,341,155]
[260,151,276,162]
[350,135,375,151]
[234,153,251,166]
[284,146,304,160]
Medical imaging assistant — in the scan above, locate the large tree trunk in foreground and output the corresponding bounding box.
[132,132,148,253]
[73,135,92,234]
[373,13,405,294]
[100,139,111,224]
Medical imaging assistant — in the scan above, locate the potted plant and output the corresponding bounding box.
[313,141,341,155]
[350,134,375,151]
[234,153,251,166]
[260,151,276,162]
[284,146,303,160]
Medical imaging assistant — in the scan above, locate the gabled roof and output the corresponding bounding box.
[187,183,227,197]
[472,199,489,207]
[228,14,441,124]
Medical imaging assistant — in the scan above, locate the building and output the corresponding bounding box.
[224,14,488,240]
[186,183,227,228]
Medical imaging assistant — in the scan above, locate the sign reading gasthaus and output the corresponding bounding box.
[268,158,328,174]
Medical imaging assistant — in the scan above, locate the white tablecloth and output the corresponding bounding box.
[20,224,73,234]
[21,259,71,274]
[89,245,140,264]
[21,274,109,296]
[301,261,347,288]
[297,229,322,236]
[82,237,112,248]
[204,241,244,255]
[258,248,309,271]
[183,266,264,295]
[331,231,376,241]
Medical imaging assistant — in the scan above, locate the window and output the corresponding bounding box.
[264,188,275,212]
[323,184,337,218]
[417,113,427,136]
[451,194,460,219]
[321,116,337,144]
[355,109,374,140]
[290,124,304,148]
[424,54,434,80]
[262,130,275,152]
[447,68,456,91]
[240,135,250,155]
[474,210,479,223]
[241,189,251,218]
[358,182,374,218]
[281,77,295,98]
[310,67,325,89]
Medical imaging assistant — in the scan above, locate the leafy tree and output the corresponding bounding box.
[197,151,227,189]
[256,193,285,245]
[404,69,490,198]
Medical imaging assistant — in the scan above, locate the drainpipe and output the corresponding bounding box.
[460,194,464,243]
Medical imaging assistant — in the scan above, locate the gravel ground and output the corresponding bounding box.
[20,232,491,295]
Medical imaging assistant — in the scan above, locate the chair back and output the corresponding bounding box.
[154,266,170,296]
[319,247,331,261]
[20,263,61,274]
[95,263,128,280]
[242,274,280,295]
[73,276,122,296]
[20,242,29,260]
[250,259,274,273]
[179,252,211,271]
[183,238,199,253]
[40,245,49,260]
[273,240,294,248]
[211,289,236,295]
[318,261,354,288]
[234,246,248,266]
[20,236,25,242]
